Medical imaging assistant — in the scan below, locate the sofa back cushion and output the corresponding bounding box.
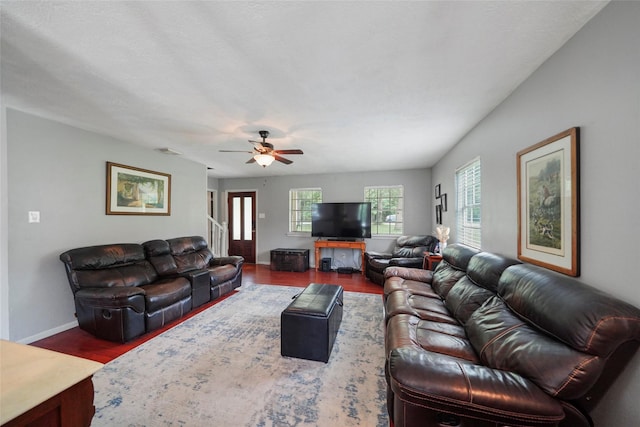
[59,244,158,292]
[445,252,520,324]
[499,264,640,357]
[465,264,640,401]
[167,236,214,273]
[392,235,438,258]
[431,243,479,298]
[143,239,179,276]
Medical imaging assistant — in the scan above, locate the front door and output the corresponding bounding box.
[227,191,256,263]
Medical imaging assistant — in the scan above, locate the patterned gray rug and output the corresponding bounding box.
[92,284,388,426]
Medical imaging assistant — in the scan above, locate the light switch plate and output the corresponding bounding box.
[28,211,40,223]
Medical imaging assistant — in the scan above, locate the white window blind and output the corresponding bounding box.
[456,158,481,248]
[289,188,322,234]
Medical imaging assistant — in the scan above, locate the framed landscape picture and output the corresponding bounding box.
[517,128,579,276]
[106,162,171,215]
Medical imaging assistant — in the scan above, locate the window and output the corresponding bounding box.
[289,188,322,234]
[456,158,481,248]
[365,185,404,236]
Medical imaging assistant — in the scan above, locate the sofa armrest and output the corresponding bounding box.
[210,256,244,267]
[75,287,146,311]
[388,347,564,425]
[179,268,209,282]
[364,251,392,261]
[388,257,424,269]
[384,266,433,283]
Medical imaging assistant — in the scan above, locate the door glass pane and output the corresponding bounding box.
[233,197,241,240]
[243,196,252,241]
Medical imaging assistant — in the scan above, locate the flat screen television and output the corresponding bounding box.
[311,202,372,239]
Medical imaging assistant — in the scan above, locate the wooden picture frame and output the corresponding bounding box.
[517,128,579,276]
[440,193,447,212]
[435,204,442,225]
[435,184,441,199]
[106,162,171,215]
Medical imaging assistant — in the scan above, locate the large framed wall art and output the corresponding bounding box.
[517,127,579,276]
[106,162,171,215]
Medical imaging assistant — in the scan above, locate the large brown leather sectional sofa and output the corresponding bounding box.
[59,236,243,343]
[383,243,640,427]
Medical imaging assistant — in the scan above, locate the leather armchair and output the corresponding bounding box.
[365,235,438,285]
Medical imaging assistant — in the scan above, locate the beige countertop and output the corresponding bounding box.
[0,339,103,425]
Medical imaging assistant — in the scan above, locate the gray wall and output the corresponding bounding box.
[432,3,640,425]
[220,168,432,267]
[4,109,208,342]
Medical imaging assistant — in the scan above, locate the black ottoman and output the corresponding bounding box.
[281,283,344,363]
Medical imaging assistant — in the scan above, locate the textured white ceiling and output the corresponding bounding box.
[1,1,608,178]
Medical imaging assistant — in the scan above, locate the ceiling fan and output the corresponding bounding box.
[219,130,304,167]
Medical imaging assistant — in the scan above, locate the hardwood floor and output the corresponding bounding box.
[32,264,382,363]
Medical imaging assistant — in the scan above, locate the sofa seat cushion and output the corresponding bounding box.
[384,276,439,301]
[75,287,146,312]
[386,314,479,363]
[209,264,240,286]
[385,291,457,324]
[140,277,191,312]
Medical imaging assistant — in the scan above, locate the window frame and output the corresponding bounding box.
[288,188,322,236]
[455,158,481,248]
[365,185,404,237]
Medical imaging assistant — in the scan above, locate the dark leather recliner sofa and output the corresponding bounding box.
[143,236,244,305]
[59,236,243,343]
[383,243,640,427]
[365,235,438,285]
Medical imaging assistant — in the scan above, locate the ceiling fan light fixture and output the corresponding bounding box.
[254,153,275,167]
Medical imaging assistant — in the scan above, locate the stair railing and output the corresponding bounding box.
[207,216,227,257]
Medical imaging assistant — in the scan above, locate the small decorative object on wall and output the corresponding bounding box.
[435,204,442,225]
[440,193,447,212]
[106,162,171,215]
[517,127,579,276]
[435,184,441,199]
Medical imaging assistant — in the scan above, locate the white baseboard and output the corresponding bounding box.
[19,320,79,344]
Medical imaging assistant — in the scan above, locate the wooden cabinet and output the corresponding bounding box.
[271,248,310,272]
[1,340,103,427]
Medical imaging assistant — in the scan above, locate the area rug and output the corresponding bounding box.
[91,284,388,426]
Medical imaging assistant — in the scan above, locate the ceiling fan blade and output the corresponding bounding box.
[274,149,303,155]
[246,157,256,164]
[274,154,293,165]
[248,140,265,150]
[219,150,254,153]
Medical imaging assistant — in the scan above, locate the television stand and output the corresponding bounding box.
[314,240,366,276]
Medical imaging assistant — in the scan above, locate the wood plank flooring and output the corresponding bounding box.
[32,264,383,363]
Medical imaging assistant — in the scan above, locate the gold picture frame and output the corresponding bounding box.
[106,162,171,215]
[517,128,579,276]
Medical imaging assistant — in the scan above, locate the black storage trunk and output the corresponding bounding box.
[270,248,310,272]
[281,283,343,363]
